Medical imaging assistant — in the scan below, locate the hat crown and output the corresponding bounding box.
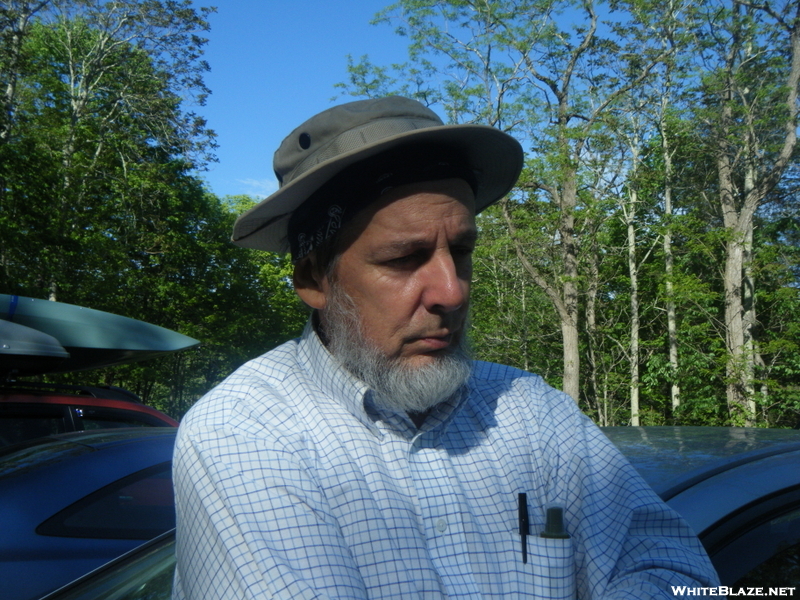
[232,95,523,252]
[273,97,444,187]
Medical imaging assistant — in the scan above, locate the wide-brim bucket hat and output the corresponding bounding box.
[232,96,524,252]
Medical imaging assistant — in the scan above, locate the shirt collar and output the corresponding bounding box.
[365,384,470,441]
[296,318,379,435]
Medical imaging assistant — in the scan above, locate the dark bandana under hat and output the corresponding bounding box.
[287,144,478,261]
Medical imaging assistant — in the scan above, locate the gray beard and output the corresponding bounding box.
[322,283,473,415]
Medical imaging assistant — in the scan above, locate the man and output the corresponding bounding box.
[173,96,718,600]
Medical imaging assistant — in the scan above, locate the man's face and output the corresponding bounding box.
[316,178,477,371]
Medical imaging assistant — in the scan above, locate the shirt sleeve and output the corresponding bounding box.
[534,393,721,600]
[172,420,369,600]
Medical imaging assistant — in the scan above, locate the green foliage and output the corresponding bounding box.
[0,2,307,419]
[470,206,563,382]
[78,193,307,420]
[338,0,800,428]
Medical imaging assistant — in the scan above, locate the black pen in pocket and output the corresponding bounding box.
[518,493,529,564]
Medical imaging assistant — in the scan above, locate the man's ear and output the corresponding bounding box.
[293,254,328,310]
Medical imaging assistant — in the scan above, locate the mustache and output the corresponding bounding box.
[319,282,467,351]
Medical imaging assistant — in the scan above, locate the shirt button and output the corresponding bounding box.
[436,518,448,532]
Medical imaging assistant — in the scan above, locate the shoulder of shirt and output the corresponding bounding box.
[179,337,307,436]
[470,359,538,383]
[468,359,584,421]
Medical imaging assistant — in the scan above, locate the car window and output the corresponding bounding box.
[37,462,175,540]
[0,403,70,447]
[707,492,800,586]
[72,407,165,430]
[40,532,176,600]
[735,540,800,588]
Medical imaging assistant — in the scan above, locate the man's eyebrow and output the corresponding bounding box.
[456,230,479,246]
[376,229,478,254]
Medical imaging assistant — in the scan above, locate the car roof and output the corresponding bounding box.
[601,426,800,499]
[0,380,146,403]
[0,429,176,511]
[0,427,176,467]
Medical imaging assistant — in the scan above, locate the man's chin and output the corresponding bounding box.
[366,342,473,414]
[397,351,454,369]
[322,285,472,414]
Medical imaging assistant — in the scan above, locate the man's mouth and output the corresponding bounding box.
[411,331,457,353]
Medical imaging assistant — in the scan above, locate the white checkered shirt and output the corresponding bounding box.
[173,322,718,599]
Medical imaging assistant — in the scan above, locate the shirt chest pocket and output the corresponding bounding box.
[498,529,576,600]
[524,535,576,600]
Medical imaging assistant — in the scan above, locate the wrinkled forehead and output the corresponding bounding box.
[336,178,478,250]
[288,145,477,261]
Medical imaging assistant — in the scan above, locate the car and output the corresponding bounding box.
[36,426,800,599]
[0,427,177,600]
[602,426,800,588]
[0,381,179,448]
[1,295,197,448]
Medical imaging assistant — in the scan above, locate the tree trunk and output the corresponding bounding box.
[559,174,581,403]
[585,228,602,424]
[742,171,757,420]
[658,108,681,418]
[663,146,680,416]
[718,109,751,423]
[723,232,751,423]
[627,186,641,426]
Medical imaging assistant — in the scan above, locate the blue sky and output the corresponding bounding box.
[192,1,410,200]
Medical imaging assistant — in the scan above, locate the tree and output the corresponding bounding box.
[340,0,667,406]
[86,193,307,419]
[470,206,563,381]
[0,2,310,417]
[688,0,800,424]
[629,0,696,418]
[0,0,52,143]
[0,0,216,301]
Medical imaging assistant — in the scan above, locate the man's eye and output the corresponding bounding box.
[385,254,418,266]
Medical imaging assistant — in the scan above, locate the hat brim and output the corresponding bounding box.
[232,123,523,252]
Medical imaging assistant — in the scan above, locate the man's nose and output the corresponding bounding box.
[422,252,469,314]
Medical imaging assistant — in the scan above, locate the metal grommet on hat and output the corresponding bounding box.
[231,96,524,253]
